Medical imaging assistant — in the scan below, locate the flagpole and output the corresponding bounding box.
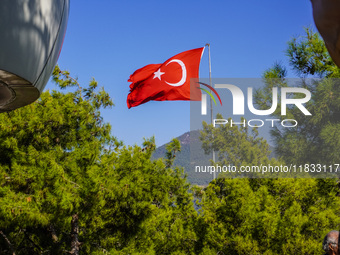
[205,43,216,180]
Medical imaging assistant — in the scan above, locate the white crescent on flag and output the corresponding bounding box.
[164,59,187,87]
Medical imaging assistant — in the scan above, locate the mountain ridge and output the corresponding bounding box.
[152,130,276,185]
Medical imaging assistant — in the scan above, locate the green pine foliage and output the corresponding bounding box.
[0,66,197,254]
[200,114,284,178]
[255,28,340,165]
[197,111,340,253]
[194,27,340,254]
[195,178,340,254]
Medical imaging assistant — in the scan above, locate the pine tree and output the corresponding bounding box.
[0,66,197,254]
[195,177,340,254]
[195,27,340,254]
[255,27,340,166]
[200,114,284,178]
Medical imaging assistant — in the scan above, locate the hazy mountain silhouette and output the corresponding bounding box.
[152,130,276,185]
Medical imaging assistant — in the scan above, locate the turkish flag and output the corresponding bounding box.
[127,47,204,108]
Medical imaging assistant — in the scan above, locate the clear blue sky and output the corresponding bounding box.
[46,0,315,147]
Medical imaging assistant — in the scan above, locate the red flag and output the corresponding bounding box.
[127,47,204,108]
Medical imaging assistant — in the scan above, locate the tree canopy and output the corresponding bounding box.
[196,27,340,254]
[0,66,197,254]
[255,27,340,166]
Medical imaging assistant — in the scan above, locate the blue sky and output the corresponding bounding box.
[47,0,315,147]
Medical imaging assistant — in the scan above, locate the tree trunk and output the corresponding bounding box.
[70,214,80,255]
[49,225,58,243]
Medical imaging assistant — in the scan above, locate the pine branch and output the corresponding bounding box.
[61,175,80,188]
[24,231,42,253]
[0,230,16,255]
[59,70,82,91]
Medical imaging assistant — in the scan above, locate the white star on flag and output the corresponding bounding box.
[153,68,165,80]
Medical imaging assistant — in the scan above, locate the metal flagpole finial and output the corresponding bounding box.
[205,43,210,47]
